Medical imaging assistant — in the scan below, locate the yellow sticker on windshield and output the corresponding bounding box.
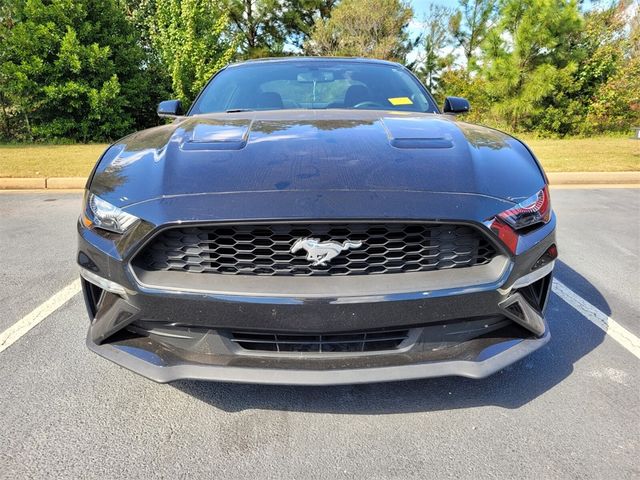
[388,97,413,106]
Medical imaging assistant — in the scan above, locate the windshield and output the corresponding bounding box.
[189,61,439,114]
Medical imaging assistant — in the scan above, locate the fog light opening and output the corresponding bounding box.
[499,293,546,337]
[519,273,553,313]
[82,279,105,318]
[532,244,558,271]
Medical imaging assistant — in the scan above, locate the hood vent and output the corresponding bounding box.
[390,138,453,149]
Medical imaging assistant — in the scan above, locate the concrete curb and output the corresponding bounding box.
[547,172,640,185]
[45,177,86,189]
[0,177,47,189]
[0,172,638,190]
[0,177,85,189]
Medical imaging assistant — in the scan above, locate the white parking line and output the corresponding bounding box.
[0,279,81,354]
[552,279,640,360]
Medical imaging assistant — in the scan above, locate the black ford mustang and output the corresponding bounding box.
[78,57,557,384]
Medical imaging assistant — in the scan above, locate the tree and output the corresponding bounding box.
[0,0,158,142]
[221,0,337,58]
[282,0,338,49]
[478,0,582,131]
[415,4,454,93]
[448,0,496,71]
[304,0,414,63]
[148,0,238,105]
[222,0,287,58]
[529,3,629,135]
[585,3,640,133]
[0,1,17,139]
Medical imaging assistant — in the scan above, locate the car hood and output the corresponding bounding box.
[91,110,545,215]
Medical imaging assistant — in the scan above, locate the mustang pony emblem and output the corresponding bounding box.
[290,238,363,266]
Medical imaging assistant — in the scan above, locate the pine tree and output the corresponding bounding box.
[304,0,413,63]
[479,0,582,131]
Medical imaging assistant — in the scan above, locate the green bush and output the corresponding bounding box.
[0,0,170,142]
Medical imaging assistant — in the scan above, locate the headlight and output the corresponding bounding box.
[487,186,551,253]
[496,186,551,230]
[84,193,139,234]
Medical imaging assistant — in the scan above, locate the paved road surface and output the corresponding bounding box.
[0,188,638,479]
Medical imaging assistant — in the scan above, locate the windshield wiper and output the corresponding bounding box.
[225,108,253,113]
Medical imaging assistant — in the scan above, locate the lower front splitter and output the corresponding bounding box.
[86,325,550,385]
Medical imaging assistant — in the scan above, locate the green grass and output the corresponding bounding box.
[523,136,640,172]
[0,144,109,177]
[0,137,638,177]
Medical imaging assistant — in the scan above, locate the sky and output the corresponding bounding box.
[408,0,603,18]
[405,1,461,64]
[409,0,458,19]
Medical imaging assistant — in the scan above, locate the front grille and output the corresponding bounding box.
[230,329,411,353]
[134,222,496,276]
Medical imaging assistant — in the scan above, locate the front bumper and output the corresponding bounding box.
[86,326,550,385]
[78,216,556,385]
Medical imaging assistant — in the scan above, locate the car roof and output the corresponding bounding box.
[227,57,403,68]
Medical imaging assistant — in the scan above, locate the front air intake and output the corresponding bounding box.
[230,329,412,353]
[133,222,497,277]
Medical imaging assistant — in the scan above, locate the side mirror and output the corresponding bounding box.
[157,100,184,118]
[443,96,470,114]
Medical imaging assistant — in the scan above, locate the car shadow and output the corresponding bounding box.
[171,260,607,413]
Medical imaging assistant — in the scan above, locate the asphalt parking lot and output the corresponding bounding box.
[1,188,638,479]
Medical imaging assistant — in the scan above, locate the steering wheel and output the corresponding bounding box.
[353,101,385,109]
